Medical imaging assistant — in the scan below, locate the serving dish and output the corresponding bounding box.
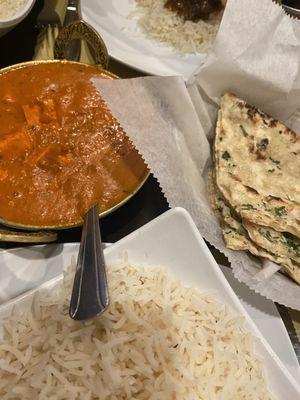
[0,208,299,398]
[0,241,299,382]
[0,0,36,37]
[0,22,149,234]
[220,265,300,382]
[81,0,206,80]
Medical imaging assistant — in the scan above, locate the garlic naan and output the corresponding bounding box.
[217,171,300,238]
[223,224,300,285]
[208,171,300,284]
[243,221,300,265]
[207,171,241,230]
[216,92,300,204]
[215,93,300,238]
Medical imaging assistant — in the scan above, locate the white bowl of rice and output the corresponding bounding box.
[0,208,299,398]
[0,0,36,37]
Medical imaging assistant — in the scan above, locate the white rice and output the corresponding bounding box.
[0,0,27,20]
[0,264,273,399]
[131,0,226,54]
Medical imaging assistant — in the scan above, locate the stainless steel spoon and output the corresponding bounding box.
[69,205,109,321]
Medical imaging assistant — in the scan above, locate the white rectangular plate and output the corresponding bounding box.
[0,245,299,381]
[0,208,299,398]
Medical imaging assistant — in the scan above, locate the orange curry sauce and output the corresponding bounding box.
[0,62,147,228]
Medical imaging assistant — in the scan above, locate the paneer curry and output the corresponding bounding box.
[0,62,148,228]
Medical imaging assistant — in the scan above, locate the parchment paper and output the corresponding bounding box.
[92,0,300,309]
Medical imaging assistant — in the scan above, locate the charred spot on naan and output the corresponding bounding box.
[245,103,277,128]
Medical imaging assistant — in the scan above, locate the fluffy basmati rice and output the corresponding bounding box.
[0,264,273,399]
[0,0,27,20]
[131,0,226,54]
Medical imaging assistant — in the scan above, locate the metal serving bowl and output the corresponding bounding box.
[0,21,149,237]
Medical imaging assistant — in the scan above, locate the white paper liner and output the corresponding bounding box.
[92,0,300,309]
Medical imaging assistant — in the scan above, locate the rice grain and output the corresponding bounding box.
[0,264,273,399]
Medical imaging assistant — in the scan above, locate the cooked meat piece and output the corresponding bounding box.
[164,0,223,21]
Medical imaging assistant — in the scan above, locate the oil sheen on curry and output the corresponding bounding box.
[0,62,147,228]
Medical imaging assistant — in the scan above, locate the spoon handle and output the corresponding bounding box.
[63,0,81,62]
[69,205,109,321]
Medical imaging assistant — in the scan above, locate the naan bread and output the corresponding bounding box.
[223,224,300,285]
[209,171,275,254]
[215,93,300,238]
[217,172,300,238]
[216,92,300,203]
[207,171,241,230]
[243,220,300,265]
[208,171,300,284]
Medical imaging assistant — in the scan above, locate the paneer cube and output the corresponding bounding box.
[0,129,32,159]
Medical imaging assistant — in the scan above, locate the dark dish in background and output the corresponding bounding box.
[164,0,223,21]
